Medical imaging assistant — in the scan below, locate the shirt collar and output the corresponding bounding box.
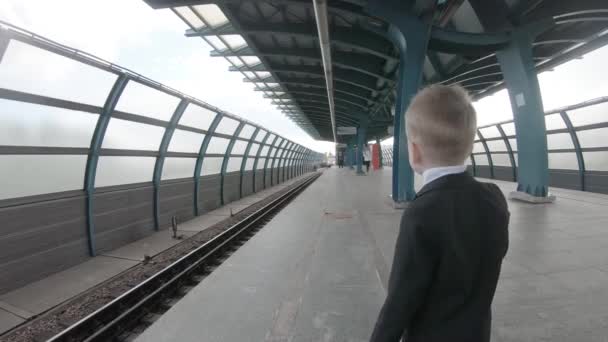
[422,164,468,188]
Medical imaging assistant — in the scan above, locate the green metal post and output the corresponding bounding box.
[193,113,223,216]
[220,122,245,205]
[263,135,279,188]
[252,131,270,192]
[496,124,517,181]
[356,125,367,175]
[84,75,129,256]
[560,111,586,191]
[477,129,495,179]
[239,127,260,198]
[153,99,188,230]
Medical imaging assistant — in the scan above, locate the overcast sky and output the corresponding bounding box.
[1,0,607,152]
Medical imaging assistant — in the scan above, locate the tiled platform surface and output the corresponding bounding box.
[137,167,608,342]
[0,174,309,335]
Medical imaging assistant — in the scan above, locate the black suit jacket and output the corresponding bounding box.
[370,172,509,342]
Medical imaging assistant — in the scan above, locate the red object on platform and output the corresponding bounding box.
[372,143,381,170]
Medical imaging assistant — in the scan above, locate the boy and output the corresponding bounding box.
[370,85,509,342]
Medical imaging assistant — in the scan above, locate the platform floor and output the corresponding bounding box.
[137,167,608,342]
[0,174,308,335]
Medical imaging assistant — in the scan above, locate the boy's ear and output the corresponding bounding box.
[409,141,427,174]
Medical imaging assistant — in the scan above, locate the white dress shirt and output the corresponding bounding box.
[421,164,468,188]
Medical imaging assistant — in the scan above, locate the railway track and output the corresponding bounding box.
[42,173,320,342]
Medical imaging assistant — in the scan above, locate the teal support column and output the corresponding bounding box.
[239,127,260,198]
[345,144,352,168]
[356,125,367,175]
[376,138,383,168]
[496,24,552,197]
[368,0,430,203]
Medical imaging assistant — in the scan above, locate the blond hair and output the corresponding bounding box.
[405,84,477,165]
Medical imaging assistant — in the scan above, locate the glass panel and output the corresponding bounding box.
[168,130,205,153]
[205,36,227,50]
[513,153,518,166]
[115,81,179,121]
[215,117,240,135]
[474,154,489,165]
[102,118,164,150]
[465,157,473,165]
[492,154,511,166]
[162,157,196,180]
[509,138,518,151]
[242,56,261,66]
[0,99,97,147]
[248,143,260,156]
[577,127,608,148]
[0,40,116,106]
[472,142,485,154]
[256,158,267,170]
[231,140,249,155]
[245,158,255,170]
[201,157,223,175]
[238,125,256,138]
[96,156,155,187]
[584,151,608,171]
[547,133,574,150]
[193,4,229,27]
[479,126,500,138]
[178,104,217,130]
[227,57,242,66]
[545,114,566,130]
[206,137,231,154]
[486,140,507,152]
[260,145,270,156]
[267,134,277,144]
[568,102,608,127]
[548,153,578,170]
[254,130,267,142]
[226,157,242,172]
[220,35,247,49]
[243,72,256,79]
[501,122,516,136]
[256,72,271,79]
[0,155,86,200]
[174,6,205,28]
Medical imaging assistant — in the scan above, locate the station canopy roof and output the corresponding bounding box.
[144,0,608,142]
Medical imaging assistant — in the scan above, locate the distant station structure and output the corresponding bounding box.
[144,0,608,203]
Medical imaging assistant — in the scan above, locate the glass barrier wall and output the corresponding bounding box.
[0,24,323,256]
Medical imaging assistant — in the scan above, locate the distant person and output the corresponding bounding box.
[337,151,344,168]
[370,85,509,342]
[363,144,372,173]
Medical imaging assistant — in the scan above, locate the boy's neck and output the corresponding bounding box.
[420,164,467,187]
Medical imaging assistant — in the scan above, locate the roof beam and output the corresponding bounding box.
[239,63,383,94]
[186,22,397,62]
[266,92,369,110]
[211,47,394,83]
[265,88,371,107]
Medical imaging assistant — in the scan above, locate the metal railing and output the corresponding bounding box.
[380,96,608,193]
[0,22,324,256]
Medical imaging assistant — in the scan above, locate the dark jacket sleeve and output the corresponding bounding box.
[370,209,438,342]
